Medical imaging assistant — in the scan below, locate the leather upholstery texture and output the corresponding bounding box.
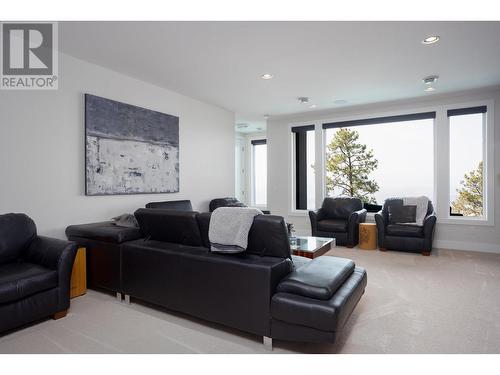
[121,239,292,337]
[0,213,77,333]
[309,198,367,247]
[65,221,142,244]
[277,257,355,300]
[145,200,193,211]
[0,263,57,304]
[209,197,246,212]
[134,209,203,246]
[271,267,367,333]
[65,209,366,344]
[375,198,436,253]
[196,212,291,258]
[0,213,37,264]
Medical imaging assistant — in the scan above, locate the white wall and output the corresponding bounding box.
[0,53,235,239]
[267,87,500,253]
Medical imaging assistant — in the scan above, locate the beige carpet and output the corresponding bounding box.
[1,247,499,354]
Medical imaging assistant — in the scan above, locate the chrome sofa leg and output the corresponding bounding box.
[116,292,122,301]
[263,336,273,351]
[124,294,131,304]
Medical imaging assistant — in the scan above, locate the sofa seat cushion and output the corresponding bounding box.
[65,221,142,244]
[272,267,367,332]
[277,256,355,300]
[317,219,347,233]
[386,224,424,238]
[0,262,57,304]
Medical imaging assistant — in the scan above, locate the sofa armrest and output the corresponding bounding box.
[374,210,387,247]
[25,236,78,310]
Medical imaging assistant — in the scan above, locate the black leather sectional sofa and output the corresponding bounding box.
[66,208,367,348]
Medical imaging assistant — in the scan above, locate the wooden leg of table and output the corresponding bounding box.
[70,247,87,299]
[53,310,68,320]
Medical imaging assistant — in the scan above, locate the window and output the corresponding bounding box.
[292,125,315,210]
[322,112,435,206]
[251,139,267,206]
[448,106,487,218]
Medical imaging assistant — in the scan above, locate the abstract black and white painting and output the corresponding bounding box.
[85,94,179,195]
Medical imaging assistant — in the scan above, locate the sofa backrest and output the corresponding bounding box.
[209,197,246,212]
[134,208,202,247]
[321,197,362,220]
[0,213,37,264]
[145,200,193,211]
[197,212,291,258]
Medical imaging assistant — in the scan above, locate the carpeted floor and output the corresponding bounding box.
[1,247,499,354]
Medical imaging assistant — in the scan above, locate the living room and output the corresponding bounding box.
[1,1,499,373]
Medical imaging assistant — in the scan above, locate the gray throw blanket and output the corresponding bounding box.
[402,196,429,226]
[209,207,262,253]
[111,213,138,228]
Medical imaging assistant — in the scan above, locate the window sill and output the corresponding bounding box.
[438,217,494,227]
[288,210,310,217]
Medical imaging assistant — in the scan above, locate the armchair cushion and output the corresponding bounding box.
[0,213,37,264]
[0,263,57,304]
[317,219,348,233]
[386,224,424,238]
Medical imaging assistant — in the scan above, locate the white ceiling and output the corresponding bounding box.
[59,21,500,129]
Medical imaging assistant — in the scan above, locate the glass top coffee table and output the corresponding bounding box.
[290,236,335,259]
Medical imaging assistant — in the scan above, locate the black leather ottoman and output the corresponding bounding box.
[271,256,367,343]
[65,222,143,296]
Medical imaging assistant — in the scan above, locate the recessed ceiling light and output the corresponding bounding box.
[422,75,439,85]
[236,123,248,129]
[309,104,317,109]
[298,97,310,104]
[263,114,270,119]
[333,99,347,105]
[424,87,436,92]
[422,36,440,45]
[261,73,273,80]
[256,127,263,131]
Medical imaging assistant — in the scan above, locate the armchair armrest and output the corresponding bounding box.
[25,236,77,271]
[374,210,387,248]
[348,208,367,226]
[25,236,78,311]
[308,208,326,236]
[423,212,437,251]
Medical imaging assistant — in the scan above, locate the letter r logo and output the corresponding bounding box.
[2,23,53,75]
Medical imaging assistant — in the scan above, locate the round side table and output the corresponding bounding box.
[359,223,377,250]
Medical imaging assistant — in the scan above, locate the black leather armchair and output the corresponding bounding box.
[0,213,77,333]
[375,198,437,256]
[309,198,367,247]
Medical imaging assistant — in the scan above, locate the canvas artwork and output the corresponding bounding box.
[85,94,179,195]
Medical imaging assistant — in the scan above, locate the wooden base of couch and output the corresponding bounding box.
[52,310,68,320]
[421,251,431,256]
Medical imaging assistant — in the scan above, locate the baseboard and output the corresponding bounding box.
[434,240,500,254]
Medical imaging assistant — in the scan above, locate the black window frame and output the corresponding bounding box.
[292,125,315,210]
